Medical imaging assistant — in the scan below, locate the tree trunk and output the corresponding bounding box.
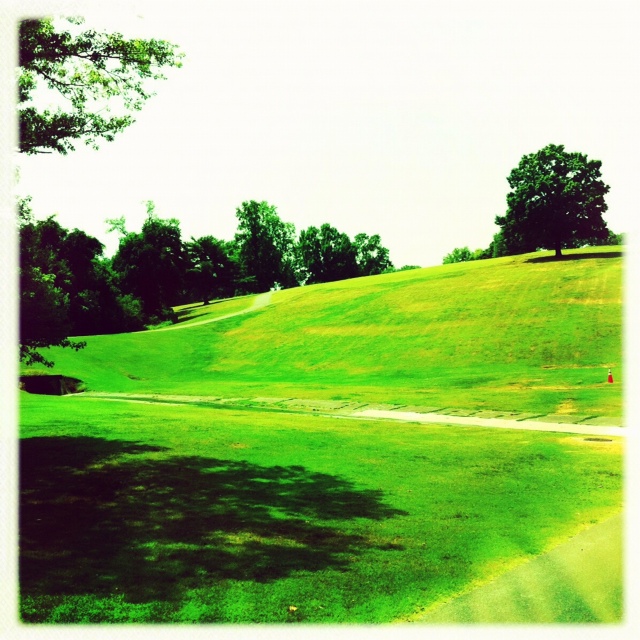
[554,239,563,258]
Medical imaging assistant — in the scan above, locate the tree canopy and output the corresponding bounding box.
[442,246,473,264]
[185,236,239,305]
[19,205,146,367]
[234,201,299,292]
[353,233,393,277]
[18,16,182,154]
[298,224,358,285]
[19,207,86,367]
[495,144,610,257]
[298,226,393,284]
[111,208,186,322]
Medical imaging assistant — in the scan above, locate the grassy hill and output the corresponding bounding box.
[18,245,624,623]
[30,246,623,417]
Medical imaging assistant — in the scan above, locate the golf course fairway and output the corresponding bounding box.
[18,246,625,624]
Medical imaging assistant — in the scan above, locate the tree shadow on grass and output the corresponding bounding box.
[525,251,622,263]
[171,299,227,324]
[20,436,407,606]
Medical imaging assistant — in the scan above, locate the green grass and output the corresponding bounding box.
[18,246,625,623]
[26,246,623,417]
[19,394,623,624]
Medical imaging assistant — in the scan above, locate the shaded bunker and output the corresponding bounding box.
[19,375,85,396]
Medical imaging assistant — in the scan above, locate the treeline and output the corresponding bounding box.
[442,231,520,264]
[442,229,624,265]
[20,198,394,366]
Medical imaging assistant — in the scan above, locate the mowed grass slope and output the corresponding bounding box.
[33,246,623,417]
[18,246,624,623]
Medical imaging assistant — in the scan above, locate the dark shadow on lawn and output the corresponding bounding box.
[525,251,622,264]
[172,299,227,324]
[20,436,406,606]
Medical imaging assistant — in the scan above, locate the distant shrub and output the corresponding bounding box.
[115,294,146,332]
[443,247,473,264]
[383,264,421,274]
[604,231,624,246]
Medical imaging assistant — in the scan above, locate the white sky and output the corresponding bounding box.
[10,0,640,267]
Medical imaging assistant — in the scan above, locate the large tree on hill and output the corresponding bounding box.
[234,201,300,292]
[185,236,238,304]
[19,205,85,367]
[298,224,359,284]
[495,144,610,258]
[18,16,182,154]
[111,207,186,322]
[353,232,393,276]
[19,209,145,366]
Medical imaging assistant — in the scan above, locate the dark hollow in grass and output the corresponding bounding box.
[583,438,613,442]
[19,375,84,396]
[19,435,407,616]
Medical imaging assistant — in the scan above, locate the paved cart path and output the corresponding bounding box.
[70,392,625,437]
[407,512,623,623]
[355,408,625,437]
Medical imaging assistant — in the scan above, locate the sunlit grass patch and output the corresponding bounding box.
[24,247,622,417]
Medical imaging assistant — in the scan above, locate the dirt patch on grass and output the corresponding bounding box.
[495,383,603,392]
[568,437,623,453]
[556,400,577,415]
[541,364,608,370]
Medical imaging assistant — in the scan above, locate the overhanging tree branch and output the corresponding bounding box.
[18,16,183,154]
